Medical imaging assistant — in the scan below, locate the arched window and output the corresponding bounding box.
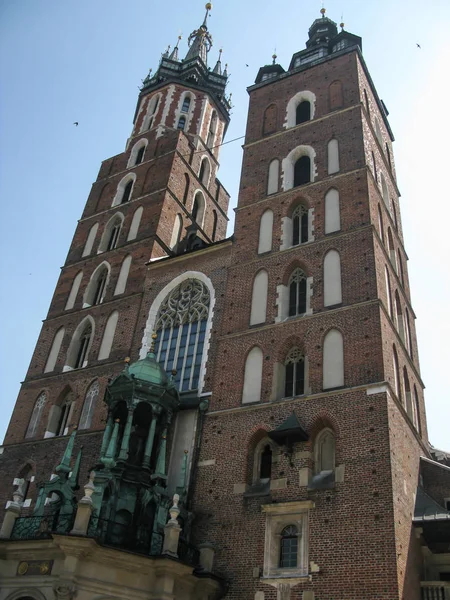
[16,463,34,503]
[135,145,145,165]
[403,368,414,422]
[397,250,404,286]
[323,329,344,389]
[279,525,298,568]
[364,89,370,116]
[387,228,396,271]
[267,159,279,195]
[375,117,383,146]
[170,214,183,249]
[154,279,210,392]
[121,180,133,204]
[114,255,132,295]
[192,191,205,227]
[141,93,161,132]
[395,291,405,342]
[325,188,340,234]
[128,140,148,168]
[263,103,277,136]
[385,266,393,318]
[177,115,186,131]
[296,101,311,125]
[292,205,309,245]
[199,157,210,186]
[78,380,99,430]
[324,250,342,307]
[393,345,401,402]
[65,271,83,310]
[127,206,143,241]
[46,388,75,437]
[259,444,273,480]
[327,139,340,174]
[386,143,392,170]
[405,309,413,357]
[181,96,191,113]
[294,156,311,187]
[414,385,421,433]
[314,428,336,474]
[99,213,124,252]
[288,269,307,316]
[380,172,389,208]
[329,80,343,109]
[25,392,47,439]
[392,202,398,230]
[44,327,65,373]
[242,346,263,404]
[82,223,99,257]
[211,210,218,241]
[250,270,268,326]
[65,318,94,371]
[258,209,273,254]
[182,173,190,204]
[84,263,110,307]
[207,110,218,147]
[372,151,378,182]
[98,311,119,360]
[378,204,385,244]
[284,348,305,397]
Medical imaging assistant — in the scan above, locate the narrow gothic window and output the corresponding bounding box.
[154,279,210,392]
[92,270,108,305]
[78,380,99,430]
[260,444,272,480]
[296,101,311,125]
[314,429,336,474]
[121,180,133,204]
[57,395,73,436]
[372,152,378,182]
[107,223,121,250]
[285,348,305,397]
[75,325,92,369]
[181,96,191,113]
[279,525,298,568]
[212,210,218,241]
[386,143,392,170]
[135,145,145,165]
[178,115,186,130]
[192,192,205,226]
[263,103,277,135]
[183,173,190,204]
[393,345,401,402]
[294,156,310,187]
[199,158,210,186]
[207,111,217,147]
[25,392,47,439]
[292,205,308,245]
[288,269,307,316]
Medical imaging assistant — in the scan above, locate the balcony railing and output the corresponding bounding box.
[11,513,74,541]
[421,582,450,600]
[87,517,163,557]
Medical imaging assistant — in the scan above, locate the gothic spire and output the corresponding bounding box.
[213,48,223,74]
[185,3,213,65]
[169,36,182,61]
[55,427,77,476]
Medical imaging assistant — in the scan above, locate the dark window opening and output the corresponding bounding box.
[181,97,191,113]
[199,160,207,184]
[192,198,199,222]
[294,156,311,187]
[289,275,307,316]
[182,174,189,205]
[260,444,272,480]
[296,101,311,125]
[292,207,308,245]
[386,144,392,170]
[279,525,298,568]
[107,224,121,251]
[372,152,377,182]
[212,210,218,241]
[135,145,145,165]
[75,328,91,369]
[177,116,186,131]
[93,272,107,305]
[285,360,305,397]
[121,180,133,204]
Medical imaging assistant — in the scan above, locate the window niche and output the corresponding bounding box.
[310,428,336,489]
[281,146,316,191]
[45,387,75,438]
[64,317,94,372]
[281,204,313,250]
[251,437,278,490]
[262,501,311,579]
[275,268,312,322]
[98,213,124,253]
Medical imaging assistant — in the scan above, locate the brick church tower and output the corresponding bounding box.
[1,6,450,600]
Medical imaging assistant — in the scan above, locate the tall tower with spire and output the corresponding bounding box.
[1,6,450,600]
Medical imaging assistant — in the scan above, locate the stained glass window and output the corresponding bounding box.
[155,279,210,392]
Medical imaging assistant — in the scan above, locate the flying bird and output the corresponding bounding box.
[416,43,421,49]
[73,122,79,126]
[246,64,249,67]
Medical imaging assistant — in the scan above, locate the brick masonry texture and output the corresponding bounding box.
[0,43,446,600]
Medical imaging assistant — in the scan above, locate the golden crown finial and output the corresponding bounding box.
[320,7,326,16]
[205,2,212,9]
[150,332,158,353]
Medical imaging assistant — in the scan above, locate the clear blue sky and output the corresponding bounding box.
[1,0,449,448]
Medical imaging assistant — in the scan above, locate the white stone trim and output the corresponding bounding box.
[83,260,111,307]
[284,90,316,129]
[160,86,175,129]
[111,173,136,207]
[127,138,148,168]
[140,271,216,394]
[173,90,196,132]
[281,146,317,191]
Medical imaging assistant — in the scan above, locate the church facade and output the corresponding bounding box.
[1,5,449,600]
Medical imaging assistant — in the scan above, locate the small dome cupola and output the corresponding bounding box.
[306,8,338,48]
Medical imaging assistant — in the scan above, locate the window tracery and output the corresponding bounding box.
[284,348,305,397]
[25,392,47,439]
[155,279,210,392]
[79,380,99,430]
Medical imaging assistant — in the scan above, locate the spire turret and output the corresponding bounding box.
[169,36,182,61]
[185,3,213,64]
[213,48,223,75]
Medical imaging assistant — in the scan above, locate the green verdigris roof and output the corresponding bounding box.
[128,351,171,388]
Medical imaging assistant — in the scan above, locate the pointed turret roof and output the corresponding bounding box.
[169,36,182,61]
[213,48,223,75]
[184,2,213,64]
